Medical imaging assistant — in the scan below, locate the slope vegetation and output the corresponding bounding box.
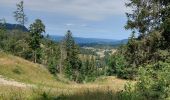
[0,51,65,88]
[0,51,132,100]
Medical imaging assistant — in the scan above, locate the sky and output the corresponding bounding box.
[0,0,132,40]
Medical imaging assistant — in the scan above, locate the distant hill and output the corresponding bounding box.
[0,23,28,32]
[50,35,128,47]
[0,23,128,47]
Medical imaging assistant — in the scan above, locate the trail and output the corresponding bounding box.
[0,75,34,88]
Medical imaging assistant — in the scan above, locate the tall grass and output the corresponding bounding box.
[0,52,67,88]
[0,85,123,100]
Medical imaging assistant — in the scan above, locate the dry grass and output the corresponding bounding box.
[0,84,120,100]
[0,51,66,88]
[0,51,133,99]
[0,85,32,99]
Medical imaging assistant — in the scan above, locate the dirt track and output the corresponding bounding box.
[0,75,33,88]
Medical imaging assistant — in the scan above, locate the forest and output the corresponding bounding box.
[0,0,170,100]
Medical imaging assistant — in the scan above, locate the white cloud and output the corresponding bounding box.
[0,0,130,21]
[65,23,74,26]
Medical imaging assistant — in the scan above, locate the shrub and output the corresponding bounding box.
[119,62,170,100]
[118,83,141,100]
[107,54,126,75]
[136,62,170,99]
[107,54,137,79]
[12,65,23,75]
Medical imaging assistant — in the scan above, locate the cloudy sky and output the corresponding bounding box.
[0,0,131,39]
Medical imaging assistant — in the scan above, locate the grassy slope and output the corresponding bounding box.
[0,51,65,88]
[0,51,132,99]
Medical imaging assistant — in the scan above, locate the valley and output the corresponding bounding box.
[1,0,170,100]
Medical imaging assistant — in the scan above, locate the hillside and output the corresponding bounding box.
[0,51,131,99]
[0,23,28,32]
[0,51,66,88]
[0,51,129,87]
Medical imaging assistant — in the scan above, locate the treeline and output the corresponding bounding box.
[107,0,170,99]
[0,1,108,83]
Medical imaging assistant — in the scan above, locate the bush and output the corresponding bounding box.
[107,54,137,79]
[12,65,23,75]
[107,54,126,75]
[136,62,170,99]
[118,83,141,100]
[119,62,170,100]
[48,59,58,75]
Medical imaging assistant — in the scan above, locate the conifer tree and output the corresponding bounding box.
[14,1,27,26]
[29,19,45,63]
[62,30,82,82]
[0,19,6,50]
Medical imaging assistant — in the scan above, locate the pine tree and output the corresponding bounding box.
[14,1,27,27]
[29,19,45,63]
[62,30,82,82]
[0,19,6,50]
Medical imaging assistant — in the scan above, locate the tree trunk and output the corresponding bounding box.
[34,50,37,63]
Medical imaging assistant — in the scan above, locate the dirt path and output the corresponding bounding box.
[0,75,34,88]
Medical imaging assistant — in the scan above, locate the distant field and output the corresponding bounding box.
[0,52,133,100]
[82,47,117,58]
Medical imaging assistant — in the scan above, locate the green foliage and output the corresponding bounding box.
[41,38,60,74]
[162,18,170,47]
[107,53,137,79]
[119,62,170,100]
[111,30,169,79]
[117,83,140,100]
[59,30,100,83]
[108,0,170,80]
[0,19,60,78]
[12,65,23,75]
[107,54,126,75]
[29,19,45,50]
[136,62,170,99]
[29,19,45,63]
[61,30,83,82]
[125,0,164,37]
[48,59,58,74]
[81,56,98,82]
[0,19,6,50]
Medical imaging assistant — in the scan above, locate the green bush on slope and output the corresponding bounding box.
[119,62,170,100]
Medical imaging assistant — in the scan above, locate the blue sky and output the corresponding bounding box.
[0,0,131,40]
